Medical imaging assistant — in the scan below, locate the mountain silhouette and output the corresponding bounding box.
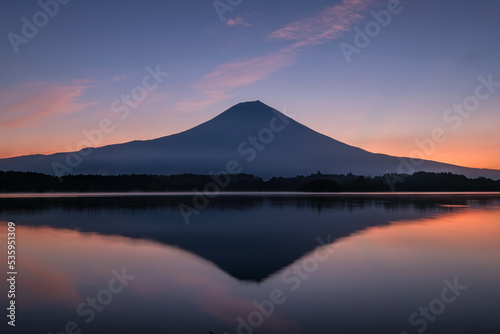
[1,100,500,179]
[1,194,488,282]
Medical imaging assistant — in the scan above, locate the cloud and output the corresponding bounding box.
[226,16,251,27]
[199,49,295,89]
[174,49,295,113]
[175,0,380,113]
[0,81,92,128]
[269,0,380,48]
[110,74,128,82]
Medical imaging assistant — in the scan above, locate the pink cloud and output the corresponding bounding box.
[168,264,299,332]
[269,0,380,48]
[227,16,251,27]
[110,74,128,82]
[174,0,381,113]
[0,81,92,128]
[174,49,295,113]
[199,49,295,90]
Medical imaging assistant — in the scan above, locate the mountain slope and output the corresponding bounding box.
[1,100,500,179]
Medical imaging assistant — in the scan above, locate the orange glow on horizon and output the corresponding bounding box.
[2,135,498,172]
[344,208,500,264]
[0,222,300,332]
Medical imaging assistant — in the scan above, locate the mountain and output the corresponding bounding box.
[0,195,480,282]
[1,100,500,179]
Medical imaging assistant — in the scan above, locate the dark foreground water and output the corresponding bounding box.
[1,193,500,334]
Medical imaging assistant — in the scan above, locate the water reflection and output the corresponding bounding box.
[3,194,495,282]
[0,194,499,334]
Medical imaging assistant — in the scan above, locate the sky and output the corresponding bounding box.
[1,0,499,170]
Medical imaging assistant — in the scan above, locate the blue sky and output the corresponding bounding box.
[1,0,499,169]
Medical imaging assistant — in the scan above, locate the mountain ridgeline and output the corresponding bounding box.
[1,101,500,180]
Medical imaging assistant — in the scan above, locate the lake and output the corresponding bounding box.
[1,193,500,334]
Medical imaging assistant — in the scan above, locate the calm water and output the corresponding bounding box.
[1,193,500,334]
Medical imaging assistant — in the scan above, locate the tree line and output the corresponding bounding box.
[1,170,500,193]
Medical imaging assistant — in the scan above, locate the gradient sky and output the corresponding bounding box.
[1,0,499,169]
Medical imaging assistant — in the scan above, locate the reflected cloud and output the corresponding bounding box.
[3,222,299,333]
[3,194,498,284]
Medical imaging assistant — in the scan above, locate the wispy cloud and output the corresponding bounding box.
[174,49,295,113]
[226,16,251,27]
[0,81,92,128]
[199,49,295,89]
[110,74,128,82]
[176,0,380,113]
[269,0,380,48]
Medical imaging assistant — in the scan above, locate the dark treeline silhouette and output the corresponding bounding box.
[1,170,500,193]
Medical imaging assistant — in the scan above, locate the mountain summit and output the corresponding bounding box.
[1,101,500,179]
